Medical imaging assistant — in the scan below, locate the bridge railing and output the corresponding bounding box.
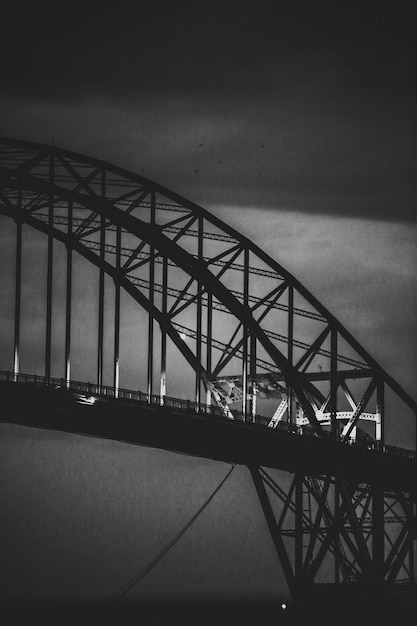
[1,370,415,461]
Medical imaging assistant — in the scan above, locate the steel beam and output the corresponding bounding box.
[45,155,54,379]
[334,480,340,583]
[250,333,257,420]
[295,473,303,578]
[65,201,72,387]
[377,379,384,444]
[160,255,168,403]
[330,329,337,437]
[97,170,106,389]
[114,224,121,398]
[287,285,293,424]
[372,480,385,583]
[242,248,249,419]
[13,203,22,379]
[195,217,203,407]
[147,191,155,401]
[206,291,212,406]
[249,466,296,596]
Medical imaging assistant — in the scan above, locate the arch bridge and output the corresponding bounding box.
[0,136,416,611]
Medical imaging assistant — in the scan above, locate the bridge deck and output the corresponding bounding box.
[1,376,415,489]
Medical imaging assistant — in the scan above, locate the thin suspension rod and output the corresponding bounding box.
[195,217,203,407]
[242,248,249,420]
[288,285,294,424]
[147,191,155,400]
[97,170,106,389]
[13,200,22,378]
[65,201,73,387]
[331,329,338,438]
[114,224,121,398]
[45,156,54,379]
[250,333,257,421]
[206,291,212,406]
[160,255,168,403]
[377,379,385,444]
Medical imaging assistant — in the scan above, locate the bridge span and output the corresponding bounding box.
[1,136,416,617]
[1,371,415,490]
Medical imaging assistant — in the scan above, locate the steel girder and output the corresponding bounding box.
[249,465,417,600]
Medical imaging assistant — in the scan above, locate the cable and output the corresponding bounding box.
[108,463,236,604]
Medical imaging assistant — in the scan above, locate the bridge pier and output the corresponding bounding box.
[248,463,417,613]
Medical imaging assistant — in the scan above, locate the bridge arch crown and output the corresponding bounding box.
[0,135,415,445]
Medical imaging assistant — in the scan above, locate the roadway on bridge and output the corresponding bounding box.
[1,379,415,490]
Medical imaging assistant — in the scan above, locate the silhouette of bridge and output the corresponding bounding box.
[0,136,416,617]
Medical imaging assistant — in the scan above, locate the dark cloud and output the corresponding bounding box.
[3,1,416,99]
[1,1,415,221]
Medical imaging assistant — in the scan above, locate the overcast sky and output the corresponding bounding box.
[0,0,416,611]
[1,0,416,220]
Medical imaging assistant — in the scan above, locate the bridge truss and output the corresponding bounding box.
[0,136,416,606]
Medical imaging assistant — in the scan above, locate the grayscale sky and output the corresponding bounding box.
[0,0,416,610]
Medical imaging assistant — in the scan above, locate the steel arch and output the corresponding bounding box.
[0,136,415,442]
[1,136,417,605]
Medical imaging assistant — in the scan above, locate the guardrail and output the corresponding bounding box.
[1,370,415,461]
